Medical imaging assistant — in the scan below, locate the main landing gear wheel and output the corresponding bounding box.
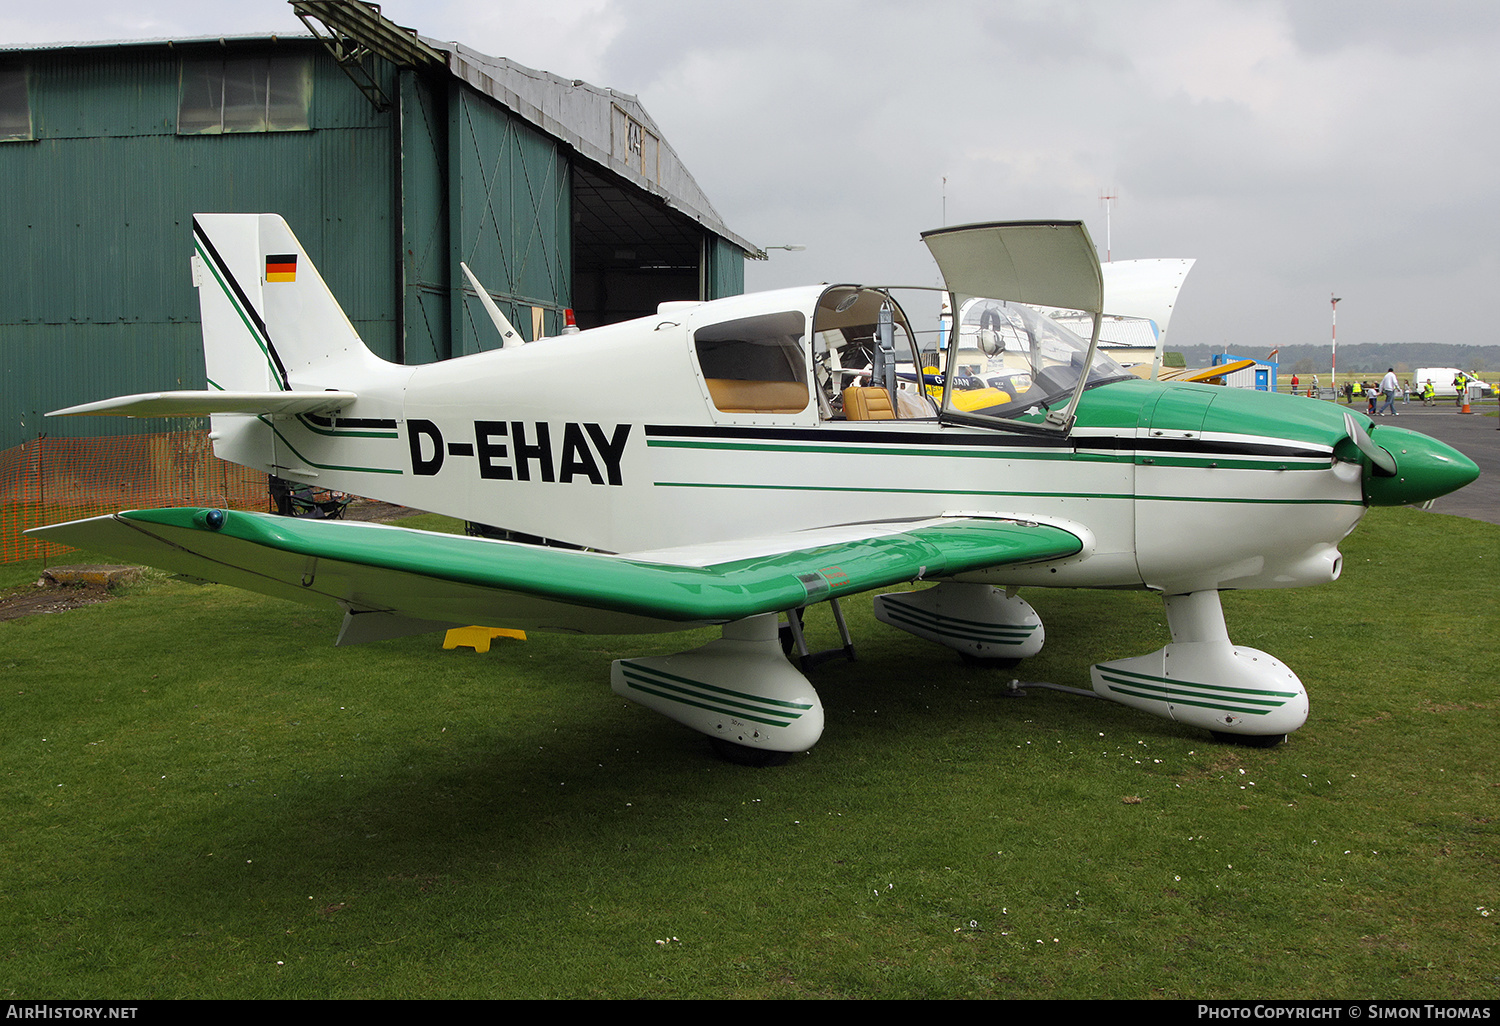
[611,614,825,767]
[709,737,793,767]
[874,584,1045,666]
[958,652,1021,669]
[1211,731,1287,748]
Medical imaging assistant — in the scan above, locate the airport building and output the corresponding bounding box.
[0,1,754,452]
[1210,352,1281,392]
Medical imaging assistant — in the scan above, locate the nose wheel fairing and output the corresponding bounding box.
[1092,590,1308,738]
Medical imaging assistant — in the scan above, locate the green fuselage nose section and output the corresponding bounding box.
[1362,424,1480,506]
[1129,381,1479,509]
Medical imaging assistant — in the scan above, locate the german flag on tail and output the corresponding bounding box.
[265,254,297,283]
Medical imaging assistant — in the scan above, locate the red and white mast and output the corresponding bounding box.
[1330,294,1341,391]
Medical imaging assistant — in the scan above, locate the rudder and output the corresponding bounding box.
[191,214,384,394]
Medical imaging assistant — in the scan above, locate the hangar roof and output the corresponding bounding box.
[434,41,755,257]
[3,12,756,259]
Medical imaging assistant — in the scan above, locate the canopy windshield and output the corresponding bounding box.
[939,299,1133,425]
[921,220,1111,433]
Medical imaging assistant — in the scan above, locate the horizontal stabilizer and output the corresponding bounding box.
[50,390,358,419]
[28,509,1085,636]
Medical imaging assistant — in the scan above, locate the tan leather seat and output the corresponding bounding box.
[705,378,809,413]
[842,385,895,420]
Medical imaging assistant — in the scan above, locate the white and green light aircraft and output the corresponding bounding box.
[36,216,1479,763]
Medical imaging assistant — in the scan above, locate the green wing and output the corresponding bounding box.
[30,508,1083,637]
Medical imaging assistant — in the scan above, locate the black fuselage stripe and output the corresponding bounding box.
[642,424,1326,460]
[645,424,1060,447]
[304,413,398,430]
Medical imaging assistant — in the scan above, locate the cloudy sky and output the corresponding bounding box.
[6,0,1498,354]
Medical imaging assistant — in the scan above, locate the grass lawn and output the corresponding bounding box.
[0,507,1495,999]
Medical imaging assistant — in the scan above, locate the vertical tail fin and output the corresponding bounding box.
[191,214,385,393]
[52,216,406,491]
[189,214,403,485]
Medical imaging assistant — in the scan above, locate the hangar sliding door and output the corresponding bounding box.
[450,86,571,357]
[398,78,570,362]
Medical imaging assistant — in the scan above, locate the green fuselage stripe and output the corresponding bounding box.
[259,417,403,476]
[648,438,1325,472]
[656,480,1132,499]
[653,481,1361,507]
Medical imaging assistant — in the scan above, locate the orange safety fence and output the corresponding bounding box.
[0,431,269,563]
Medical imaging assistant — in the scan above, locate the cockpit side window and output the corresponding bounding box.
[811,286,938,421]
[693,310,810,414]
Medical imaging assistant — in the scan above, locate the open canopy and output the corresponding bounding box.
[922,220,1108,433]
[921,221,1104,315]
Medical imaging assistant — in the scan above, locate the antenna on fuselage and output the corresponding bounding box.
[460,262,525,348]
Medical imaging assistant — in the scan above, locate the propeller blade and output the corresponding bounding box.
[1343,411,1397,477]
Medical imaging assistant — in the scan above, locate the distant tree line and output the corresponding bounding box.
[1174,343,1497,375]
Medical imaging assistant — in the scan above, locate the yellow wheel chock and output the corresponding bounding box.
[442,626,527,653]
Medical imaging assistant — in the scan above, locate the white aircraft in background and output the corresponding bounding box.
[35,216,1478,764]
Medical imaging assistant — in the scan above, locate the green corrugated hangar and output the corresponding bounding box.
[0,0,754,451]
